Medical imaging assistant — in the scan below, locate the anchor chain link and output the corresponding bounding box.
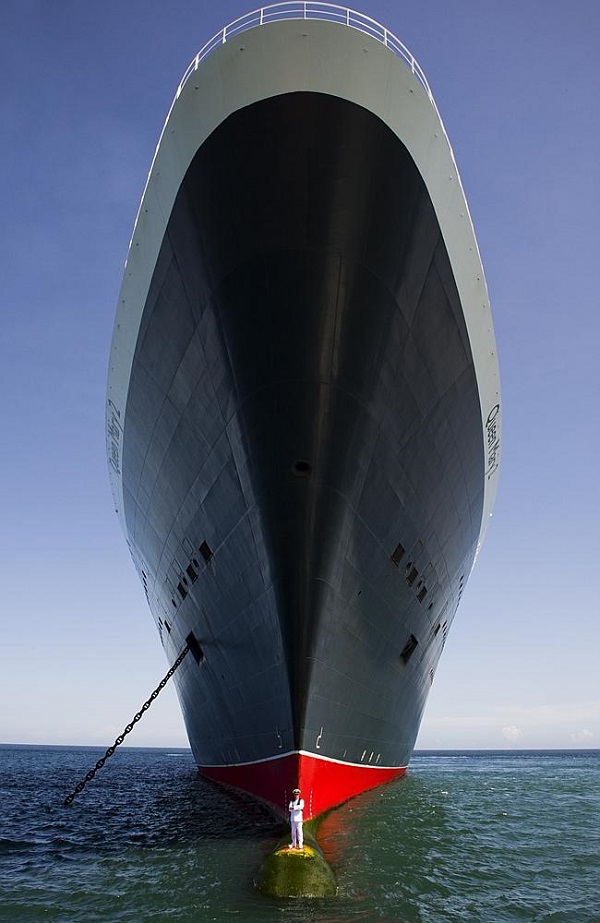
[63,644,190,806]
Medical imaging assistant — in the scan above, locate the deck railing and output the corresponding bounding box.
[176,2,434,106]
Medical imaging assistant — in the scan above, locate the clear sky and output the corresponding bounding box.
[1,0,598,753]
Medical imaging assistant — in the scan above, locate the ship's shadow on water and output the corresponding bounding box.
[155,770,285,842]
[60,749,285,849]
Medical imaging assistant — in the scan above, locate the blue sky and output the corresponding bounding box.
[1,0,598,752]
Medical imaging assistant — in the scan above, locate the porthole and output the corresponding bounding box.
[406,565,418,587]
[186,563,198,583]
[390,543,405,566]
[291,459,311,478]
[400,634,419,664]
[199,541,213,563]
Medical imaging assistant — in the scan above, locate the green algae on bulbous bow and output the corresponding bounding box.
[255,831,338,898]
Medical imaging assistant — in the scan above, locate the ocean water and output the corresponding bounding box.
[0,746,598,922]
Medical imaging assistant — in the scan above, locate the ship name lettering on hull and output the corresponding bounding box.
[485,403,500,480]
[107,399,123,475]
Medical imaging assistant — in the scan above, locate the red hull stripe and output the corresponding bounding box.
[199,751,406,819]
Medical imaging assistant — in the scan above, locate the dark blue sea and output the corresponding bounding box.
[1,746,598,922]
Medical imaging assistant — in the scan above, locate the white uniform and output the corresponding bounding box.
[288,795,305,848]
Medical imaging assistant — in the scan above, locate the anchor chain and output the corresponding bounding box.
[63,644,190,806]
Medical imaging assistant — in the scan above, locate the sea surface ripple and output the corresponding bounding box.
[0,746,598,922]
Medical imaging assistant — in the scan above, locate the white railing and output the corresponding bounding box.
[176,3,435,106]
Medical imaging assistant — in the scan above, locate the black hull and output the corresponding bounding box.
[107,12,500,816]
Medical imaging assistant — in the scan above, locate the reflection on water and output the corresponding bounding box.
[318,773,452,922]
[1,747,599,923]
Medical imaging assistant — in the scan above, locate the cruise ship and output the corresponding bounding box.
[106,3,501,820]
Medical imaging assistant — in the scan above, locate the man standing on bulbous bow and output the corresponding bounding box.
[288,787,305,849]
